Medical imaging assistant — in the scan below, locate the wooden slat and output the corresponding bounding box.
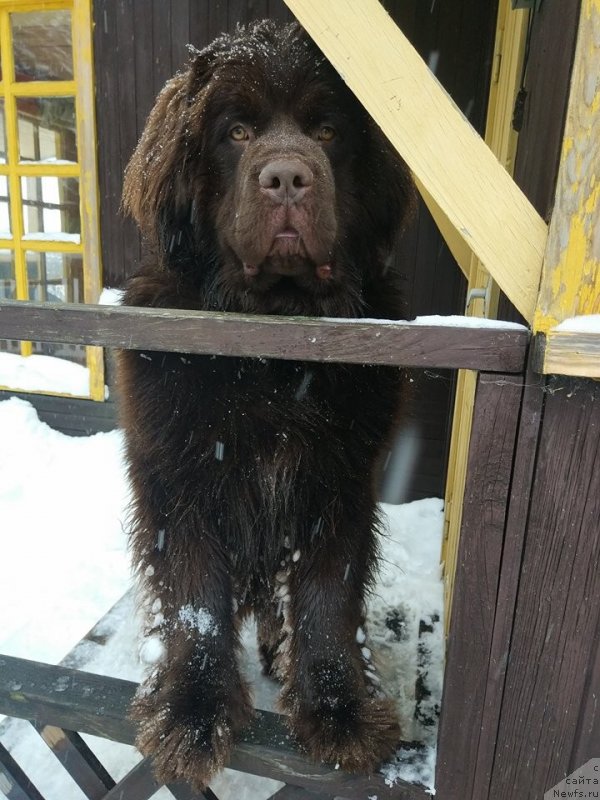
[537,329,600,378]
[471,360,545,799]
[0,656,429,800]
[101,758,158,800]
[168,780,220,800]
[0,742,45,800]
[488,377,600,798]
[435,373,524,799]
[32,724,115,799]
[0,301,529,372]
[283,0,548,322]
[534,0,600,335]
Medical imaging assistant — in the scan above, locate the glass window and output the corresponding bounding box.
[0,176,10,237]
[21,176,80,240]
[0,2,102,398]
[12,11,74,82]
[26,250,83,303]
[17,96,77,163]
[0,248,15,299]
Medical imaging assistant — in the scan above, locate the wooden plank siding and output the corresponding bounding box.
[435,372,525,798]
[435,365,600,800]
[487,377,600,799]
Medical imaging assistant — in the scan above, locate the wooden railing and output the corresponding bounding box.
[0,655,428,800]
[0,300,529,372]
[0,299,530,799]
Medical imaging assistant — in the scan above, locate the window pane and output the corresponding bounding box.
[0,99,6,163]
[0,176,10,237]
[21,176,80,241]
[0,249,15,299]
[17,97,77,163]
[12,11,73,82]
[26,250,84,303]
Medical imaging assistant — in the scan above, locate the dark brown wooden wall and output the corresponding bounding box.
[436,4,600,796]
[91,0,498,495]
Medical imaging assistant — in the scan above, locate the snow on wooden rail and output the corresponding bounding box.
[0,301,529,372]
[0,655,429,800]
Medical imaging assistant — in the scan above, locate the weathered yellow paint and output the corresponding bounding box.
[284,0,548,323]
[534,0,600,343]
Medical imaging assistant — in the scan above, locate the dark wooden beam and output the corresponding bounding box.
[0,301,528,372]
[435,372,525,799]
[0,656,429,800]
[488,376,600,797]
[0,742,45,800]
[32,723,115,798]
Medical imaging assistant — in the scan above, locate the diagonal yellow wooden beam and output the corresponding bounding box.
[285,0,548,323]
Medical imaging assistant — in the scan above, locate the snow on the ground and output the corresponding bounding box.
[0,397,444,798]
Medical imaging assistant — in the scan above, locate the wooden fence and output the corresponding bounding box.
[0,299,530,800]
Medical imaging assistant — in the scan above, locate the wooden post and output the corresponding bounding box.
[534,0,600,375]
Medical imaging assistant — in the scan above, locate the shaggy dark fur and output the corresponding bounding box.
[118,20,415,789]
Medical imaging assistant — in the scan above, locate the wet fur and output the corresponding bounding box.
[118,21,415,789]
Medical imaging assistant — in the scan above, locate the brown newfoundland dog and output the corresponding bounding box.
[118,20,415,789]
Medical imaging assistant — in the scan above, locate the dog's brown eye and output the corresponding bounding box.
[317,125,336,142]
[229,124,250,142]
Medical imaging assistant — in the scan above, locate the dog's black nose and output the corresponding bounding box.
[259,159,313,204]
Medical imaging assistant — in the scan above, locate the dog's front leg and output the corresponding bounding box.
[131,533,253,790]
[279,524,400,773]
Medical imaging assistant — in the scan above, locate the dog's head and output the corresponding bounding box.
[123,21,415,316]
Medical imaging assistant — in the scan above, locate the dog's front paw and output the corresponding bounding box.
[291,696,401,773]
[131,676,254,789]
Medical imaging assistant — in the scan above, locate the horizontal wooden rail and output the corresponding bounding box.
[0,655,429,800]
[0,301,529,372]
[533,330,600,378]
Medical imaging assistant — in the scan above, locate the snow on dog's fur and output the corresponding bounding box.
[118,20,415,789]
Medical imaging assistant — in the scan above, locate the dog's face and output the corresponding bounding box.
[123,22,414,316]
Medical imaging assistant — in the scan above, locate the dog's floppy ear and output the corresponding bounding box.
[122,39,229,247]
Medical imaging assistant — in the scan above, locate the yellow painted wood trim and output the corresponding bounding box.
[541,329,600,377]
[73,0,104,400]
[534,0,600,337]
[4,80,77,97]
[0,8,30,355]
[20,239,82,253]
[0,383,91,399]
[284,0,547,323]
[0,163,80,177]
[0,0,70,9]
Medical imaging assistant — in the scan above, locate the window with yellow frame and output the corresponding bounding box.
[0,0,103,400]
